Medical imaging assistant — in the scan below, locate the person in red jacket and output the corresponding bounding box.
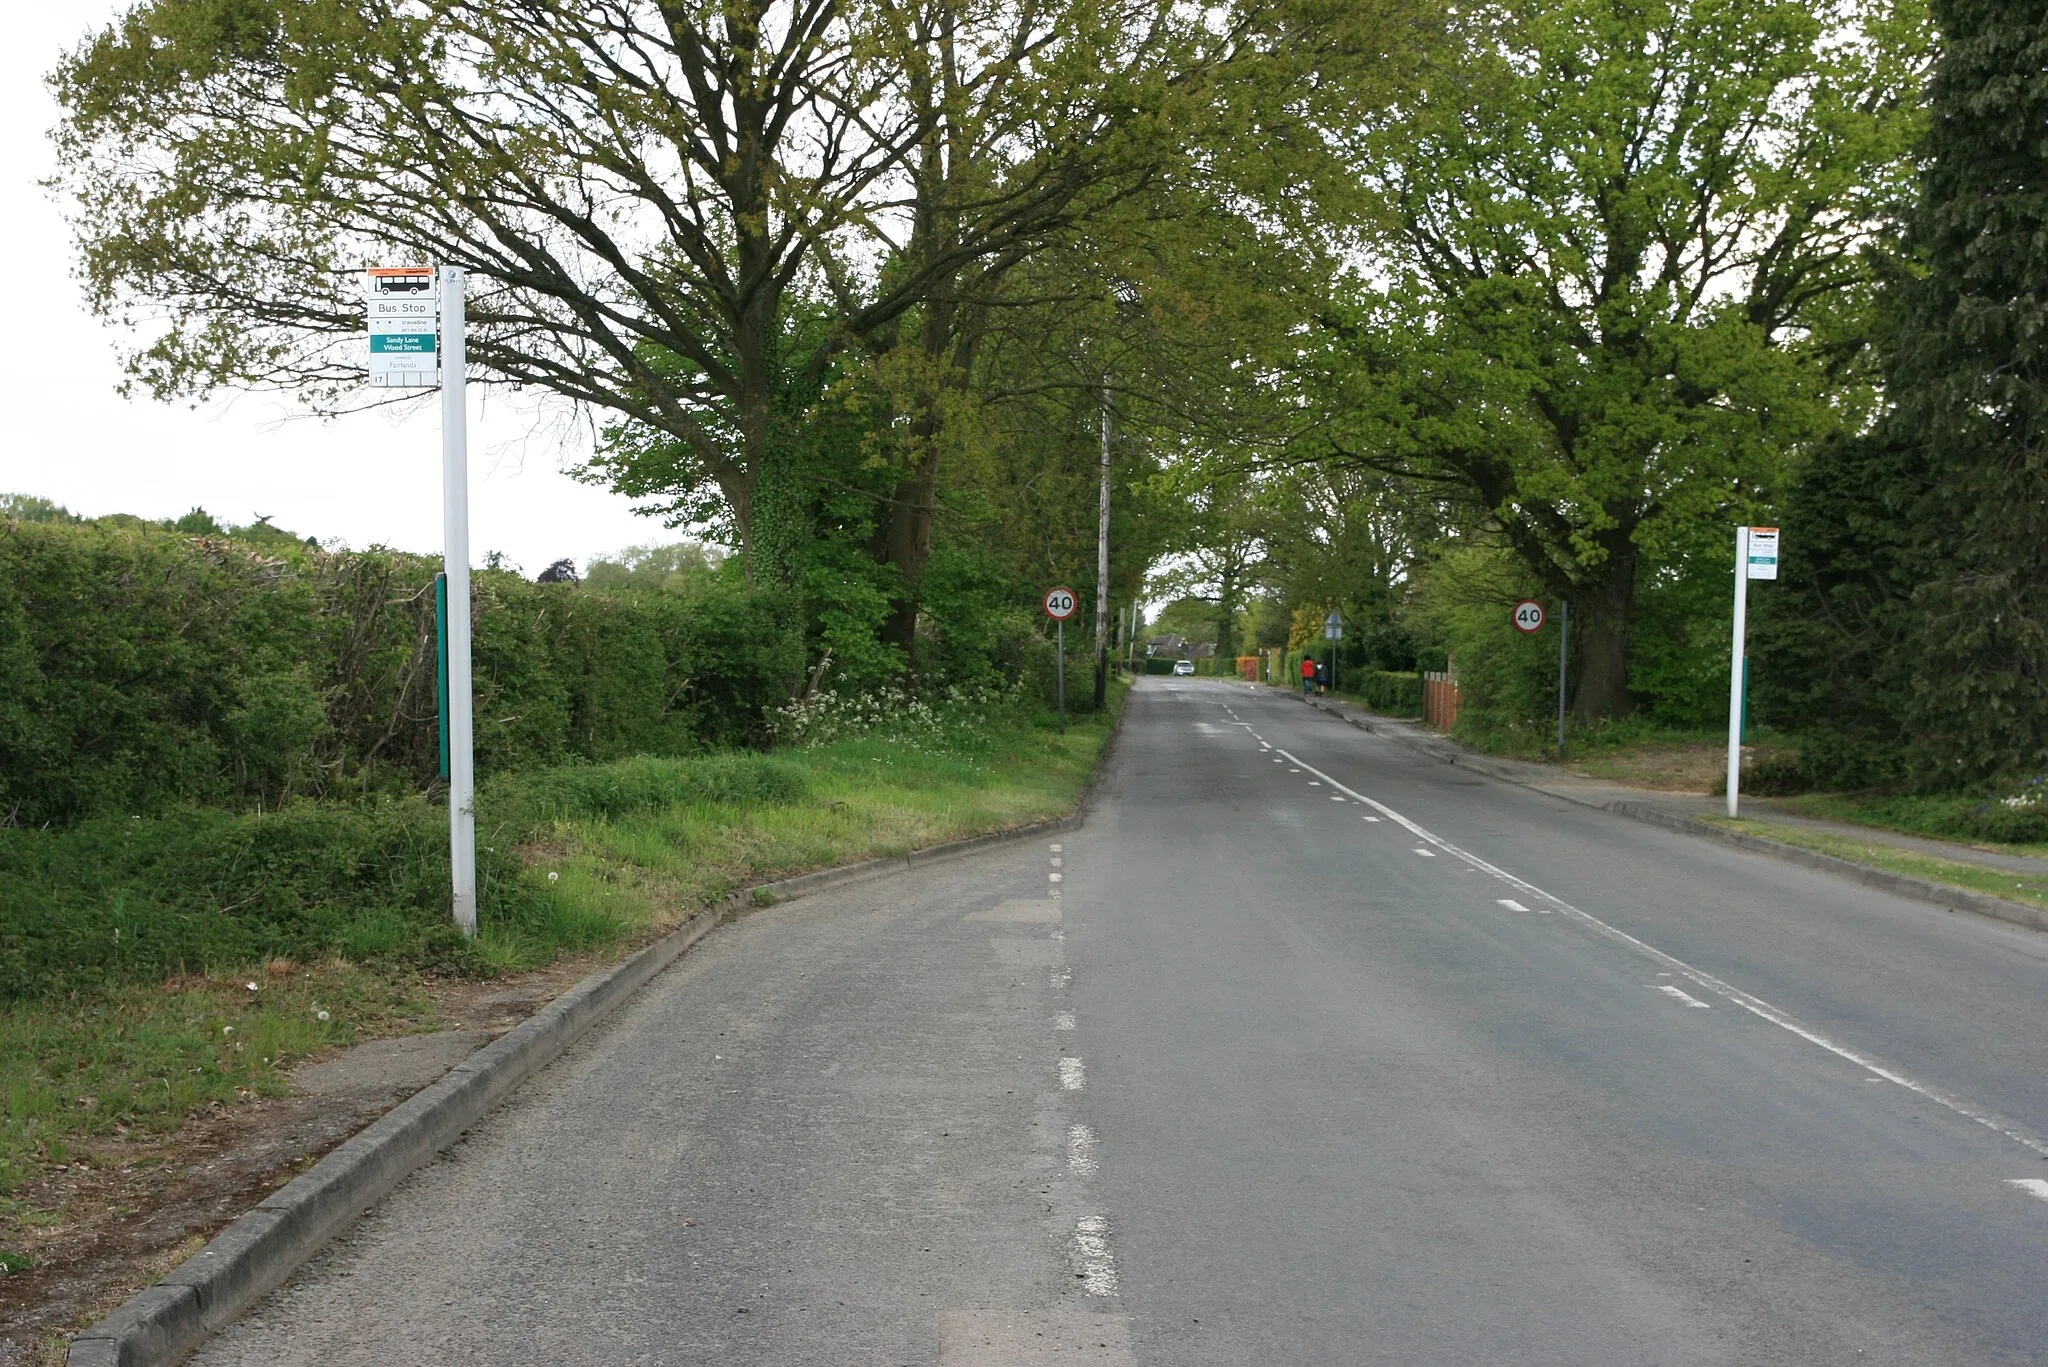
[1300,654,1316,697]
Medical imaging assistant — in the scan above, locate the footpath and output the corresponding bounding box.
[1284,687,2048,934]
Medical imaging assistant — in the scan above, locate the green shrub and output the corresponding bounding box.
[0,518,804,824]
[1353,670,1424,715]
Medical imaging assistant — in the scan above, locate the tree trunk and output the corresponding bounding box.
[1569,545,1637,723]
[1214,564,1240,660]
[874,453,941,659]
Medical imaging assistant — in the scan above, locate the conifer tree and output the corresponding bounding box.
[1895,0,2048,785]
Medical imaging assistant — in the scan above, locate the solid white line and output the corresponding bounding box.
[2007,1179,2048,1203]
[1059,1057,1086,1090]
[1271,746,2048,1159]
[1656,984,1713,1009]
[1498,899,1528,912]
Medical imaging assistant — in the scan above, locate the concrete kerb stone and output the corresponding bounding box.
[67,694,1135,1367]
[1294,691,2048,938]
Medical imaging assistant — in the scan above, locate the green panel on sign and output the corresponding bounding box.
[370,334,436,354]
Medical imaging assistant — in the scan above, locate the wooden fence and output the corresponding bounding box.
[1423,669,1462,730]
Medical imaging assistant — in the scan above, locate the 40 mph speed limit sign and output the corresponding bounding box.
[1043,586,1079,621]
[1512,599,1546,633]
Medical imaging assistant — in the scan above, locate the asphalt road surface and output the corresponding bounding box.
[194,678,2048,1365]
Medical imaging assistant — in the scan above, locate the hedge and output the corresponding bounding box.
[0,518,804,825]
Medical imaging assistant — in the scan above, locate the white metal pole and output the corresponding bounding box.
[441,267,477,935]
[1726,526,1749,819]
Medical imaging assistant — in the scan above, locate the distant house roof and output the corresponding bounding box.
[1189,642,1217,658]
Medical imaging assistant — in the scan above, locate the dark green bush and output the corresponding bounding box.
[1353,670,1424,716]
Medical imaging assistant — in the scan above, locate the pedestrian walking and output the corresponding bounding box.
[1314,659,1329,695]
[1299,655,1316,697]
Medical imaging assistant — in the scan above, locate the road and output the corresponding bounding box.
[194,678,2048,1365]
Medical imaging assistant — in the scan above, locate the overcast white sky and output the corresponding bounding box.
[0,4,661,574]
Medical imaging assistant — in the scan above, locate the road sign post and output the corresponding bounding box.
[369,264,472,935]
[1045,586,1078,733]
[1557,599,1569,760]
[440,268,476,936]
[1726,526,1779,818]
[1324,609,1344,693]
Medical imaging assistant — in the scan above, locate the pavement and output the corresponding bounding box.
[189,678,2048,1365]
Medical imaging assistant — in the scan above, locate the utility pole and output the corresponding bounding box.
[1093,374,1111,710]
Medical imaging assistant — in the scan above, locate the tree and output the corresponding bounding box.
[1305,0,1928,719]
[1888,0,2048,785]
[54,0,1404,632]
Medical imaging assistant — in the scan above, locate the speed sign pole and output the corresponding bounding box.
[1045,586,1079,733]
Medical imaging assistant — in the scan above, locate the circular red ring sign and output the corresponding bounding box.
[1512,599,1546,634]
[1044,586,1079,621]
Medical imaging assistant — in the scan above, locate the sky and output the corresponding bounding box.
[0,4,662,574]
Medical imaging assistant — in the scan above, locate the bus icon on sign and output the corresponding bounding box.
[368,267,435,297]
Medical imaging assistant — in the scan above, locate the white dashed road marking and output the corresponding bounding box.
[1655,984,1713,1009]
[1498,899,1528,912]
[2008,1179,2048,1203]
[1059,1057,1086,1090]
[1066,1124,1100,1176]
[1055,1012,1076,1031]
[1072,1215,1118,1296]
[1272,744,2048,1161]
[1413,848,1436,858]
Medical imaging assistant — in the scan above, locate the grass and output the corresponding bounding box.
[1710,818,2048,914]
[0,962,433,1195]
[1775,792,2048,855]
[0,686,1123,1198]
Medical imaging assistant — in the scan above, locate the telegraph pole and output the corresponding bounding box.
[1093,375,1111,709]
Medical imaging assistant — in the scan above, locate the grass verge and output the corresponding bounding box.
[0,686,1123,1204]
[1709,818,2048,913]
[1776,792,2048,855]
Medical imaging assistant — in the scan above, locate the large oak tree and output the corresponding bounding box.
[1304,0,1928,719]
